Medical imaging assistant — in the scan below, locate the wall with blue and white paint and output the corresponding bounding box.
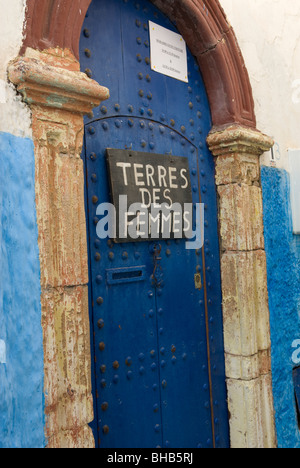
[222,0,300,448]
[260,167,300,448]
[221,0,300,172]
[1,0,300,449]
[0,0,45,448]
[0,133,45,448]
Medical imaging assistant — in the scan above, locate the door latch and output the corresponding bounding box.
[152,244,163,288]
[194,273,202,290]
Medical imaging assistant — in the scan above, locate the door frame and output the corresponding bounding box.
[9,0,276,448]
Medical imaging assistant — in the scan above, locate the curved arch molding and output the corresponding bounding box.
[21,0,256,130]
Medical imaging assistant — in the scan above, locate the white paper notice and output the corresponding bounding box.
[149,21,188,83]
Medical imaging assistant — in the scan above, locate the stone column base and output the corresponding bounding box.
[207,126,277,448]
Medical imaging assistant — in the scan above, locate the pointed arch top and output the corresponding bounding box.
[21,0,256,129]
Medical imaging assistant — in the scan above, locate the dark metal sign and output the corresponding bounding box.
[106,148,193,242]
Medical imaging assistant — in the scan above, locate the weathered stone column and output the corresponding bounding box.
[207,125,277,448]
[8,49,109,448]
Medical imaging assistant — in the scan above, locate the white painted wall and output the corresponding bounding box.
[0,0,32,138]
[0,0,26,80]
[220,0,300,171]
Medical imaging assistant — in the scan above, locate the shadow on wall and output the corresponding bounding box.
[261,165,300,449]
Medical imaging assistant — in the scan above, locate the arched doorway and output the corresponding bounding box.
[9,0,276,448]
[80,0,229,449]
[21,0,256,129]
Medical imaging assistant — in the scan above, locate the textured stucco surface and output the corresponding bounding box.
[0,0,26,81]
[0,0,298,449]
[0,82,32,139]
[0,132,44,448]
[220,0,300,170]
[0,0,32,139]
[261,166,300,448]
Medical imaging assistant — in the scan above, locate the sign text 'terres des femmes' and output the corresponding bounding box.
[105,148,194,242]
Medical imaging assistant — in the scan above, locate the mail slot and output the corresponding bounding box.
[106,266,146,285]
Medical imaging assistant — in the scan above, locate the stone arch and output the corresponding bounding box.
[21,0,256,129]
[11,0,276,448]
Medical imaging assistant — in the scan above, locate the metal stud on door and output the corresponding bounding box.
[81,0,229,449]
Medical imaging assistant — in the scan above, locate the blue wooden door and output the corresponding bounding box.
[80,0,229,449]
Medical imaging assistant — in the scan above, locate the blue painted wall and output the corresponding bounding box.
[261,166,300,448]
[0,132,45,448]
